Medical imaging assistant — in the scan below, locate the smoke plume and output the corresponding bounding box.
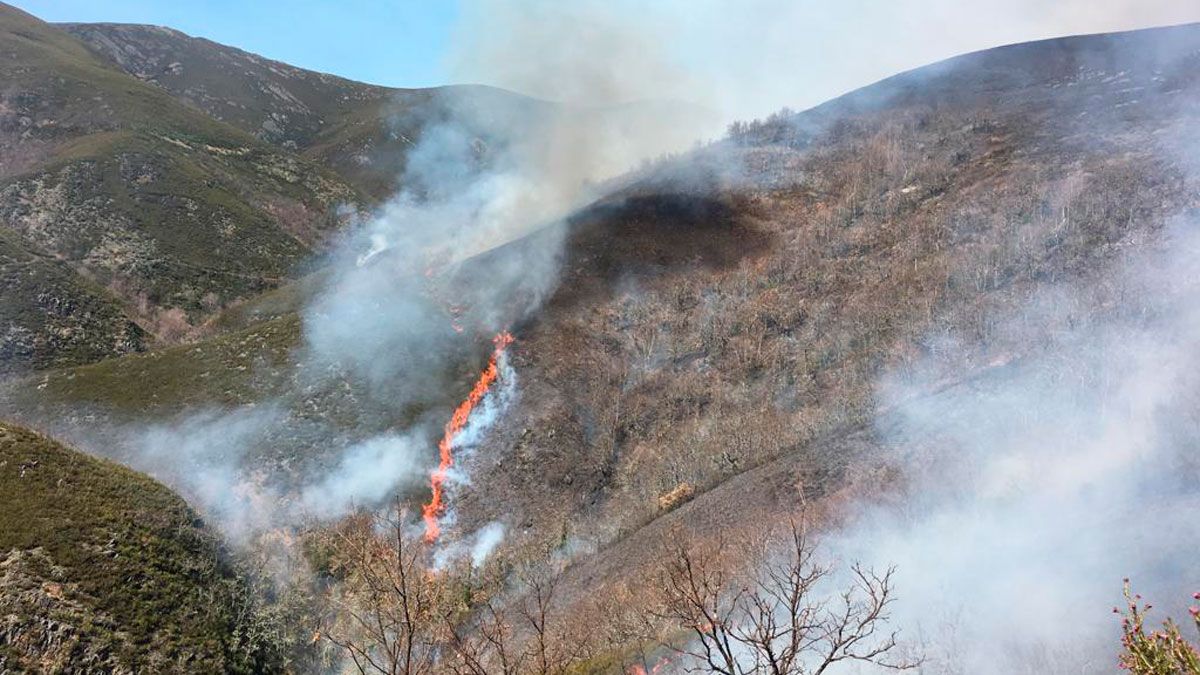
[115,0,723,543]
[827,220,1200,673]
[450,0,1200,122]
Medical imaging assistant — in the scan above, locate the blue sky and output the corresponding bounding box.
[14,0,1200,119]
[14,1,459,88]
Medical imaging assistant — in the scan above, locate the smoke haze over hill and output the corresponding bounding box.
[830,219,1200,672]
[451,0,1200,121]
[5,3,1200,671]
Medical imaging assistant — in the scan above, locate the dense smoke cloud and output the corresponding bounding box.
[128,410,427,542]
[130,407,285,541]
[297,432,426,520]
[451,0,1200,121]
[829,221,1200,673]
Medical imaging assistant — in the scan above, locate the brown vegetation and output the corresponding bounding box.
[315,506,593,675]
[315,507,915,675]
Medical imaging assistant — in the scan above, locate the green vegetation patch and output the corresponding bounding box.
[0,421,281,672]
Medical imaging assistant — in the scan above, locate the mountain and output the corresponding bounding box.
[28,12,1200,576]
[58,21,556,200]
[507,23,1200,631]
[3,8,1200,671]
[12,16,1199,545]
[0,3,364,374]
[498,20,1200,592]
[0,421,279,672]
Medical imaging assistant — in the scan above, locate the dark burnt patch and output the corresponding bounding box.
[549,191,771,308]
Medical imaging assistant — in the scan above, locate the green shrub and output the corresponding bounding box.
[1117,581,1200,674]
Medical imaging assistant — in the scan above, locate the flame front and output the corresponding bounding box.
[628,657,671,675]
[422,331,515,543]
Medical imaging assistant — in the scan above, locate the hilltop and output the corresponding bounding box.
[59,21,553,200]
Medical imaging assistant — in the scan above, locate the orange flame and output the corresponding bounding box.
[628,657,672,675]
[422,331,515,543]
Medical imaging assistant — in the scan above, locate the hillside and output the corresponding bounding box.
[9,20,1199,520]
[0,5,671,377]
[0,421,280,672]
[0,226,146,371]
[470,21,1200,544]
[0,2,360,373]
[489,25,1200,643]
[2,16,1199,672]
[59,21,556,200]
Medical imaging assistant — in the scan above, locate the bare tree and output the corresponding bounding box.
[442,596,523,675]
[319,508,445,675]
[652,522,918,675]
[441,565,589,675]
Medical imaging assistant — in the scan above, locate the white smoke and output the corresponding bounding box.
[115,0,708,539]
[448,351,517,461]
[431,351,517,542]
[298,432,426,520]
[431,519,508,571]
[451,0,1200,122]
[471,521,507,568]
[253,0,720,540]
[829,221,1200,673]
[128,407,285,542]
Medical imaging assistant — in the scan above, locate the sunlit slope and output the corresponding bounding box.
[0,2,361,372]
[61,20,555,200]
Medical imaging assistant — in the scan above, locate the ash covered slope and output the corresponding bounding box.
[0,3,360,373]
[0,422,277,672]
[60,21,556,200]
[461,21,1200,566]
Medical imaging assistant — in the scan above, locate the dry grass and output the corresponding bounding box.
[454,26,1200,613]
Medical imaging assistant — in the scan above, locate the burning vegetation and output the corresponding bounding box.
[3,5,1200,674]
[423,331,516,544]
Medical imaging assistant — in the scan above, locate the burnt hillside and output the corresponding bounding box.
[452,22,1200,584]
[3,20,1199,671]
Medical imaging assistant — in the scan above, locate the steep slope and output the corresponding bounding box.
[58,21,392,150]
[0,422,279,672]
[60,21,554,199]
[448,22,1200,560]
[0,227,145,371]
[0,3,361,373]
[5,21,1199,608]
